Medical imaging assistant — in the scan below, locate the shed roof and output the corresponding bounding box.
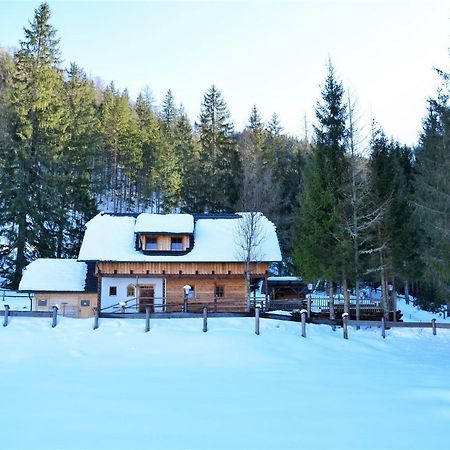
[18,259,96,293]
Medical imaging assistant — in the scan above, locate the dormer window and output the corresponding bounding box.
[145,237,158,250]
[171,237,183,250]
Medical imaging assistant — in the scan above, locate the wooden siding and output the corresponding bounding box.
[34,293,98,318]
[140,234,191,251]
[98,262,269,276]
[165,278,247,312]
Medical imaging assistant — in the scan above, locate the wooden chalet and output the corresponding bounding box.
[19,212,282,316]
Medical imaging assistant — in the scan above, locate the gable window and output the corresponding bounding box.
[215,286,225,298]
[127,284,135,297]
[145,237,158,250]
[109,286,117,296]
[171,237,183,251]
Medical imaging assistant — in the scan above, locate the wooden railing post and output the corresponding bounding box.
[51,305,58,328]
[255,306,260,335]
[342,313,349,339]
[300,309,307,338]
[307,295,311,319]
[145,306,150,333]
[3,305,9,327]
[93,307,99,330]
[432,318,436,336]
[184,298,188,313]
[381,316,386,339]
[203,307,208,333]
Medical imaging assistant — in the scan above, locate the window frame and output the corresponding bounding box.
[127,284,136,297]
[171,236,183,251]
[145,236,158,250]
[109,286,117,296]
[215,285,225,298]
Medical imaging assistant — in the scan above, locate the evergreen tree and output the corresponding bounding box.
[160,89,177,132]
[99,84,142,212]
[294,62,350,316]
[196,85,241,212]
[414,86,450,306]
[50,63,100,257]
[0,3,68,287]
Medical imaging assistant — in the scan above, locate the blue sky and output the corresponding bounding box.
[1,1,449,145]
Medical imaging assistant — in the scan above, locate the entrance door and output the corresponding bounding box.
[139,285,155,313]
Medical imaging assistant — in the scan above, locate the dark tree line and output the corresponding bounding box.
[0,3,448,312]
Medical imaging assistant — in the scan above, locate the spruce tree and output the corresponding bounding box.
[196,85,241,212]
[294,62,350,316]
[414,87,450,306]
[0,3,68,287]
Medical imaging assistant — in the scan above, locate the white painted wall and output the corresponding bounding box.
[100,277,164,312]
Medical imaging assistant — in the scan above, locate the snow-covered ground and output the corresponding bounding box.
[0,288,31,311]
[1,317,450,450]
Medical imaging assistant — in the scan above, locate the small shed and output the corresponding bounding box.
[19,259,98,318]
[265,276,308,300]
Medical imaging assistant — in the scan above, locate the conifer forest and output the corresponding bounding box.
[0,3,449,309]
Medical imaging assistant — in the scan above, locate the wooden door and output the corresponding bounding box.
[139,285,155,313]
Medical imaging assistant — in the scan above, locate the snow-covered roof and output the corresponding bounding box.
[268,276,302,282]
[19,259,88,292]
[134,213,194,234]
[78,212,282,263]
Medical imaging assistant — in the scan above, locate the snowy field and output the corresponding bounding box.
[1,317,450,450]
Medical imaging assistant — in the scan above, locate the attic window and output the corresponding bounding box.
[171,237,183,250]
[127,284,135,297]
[145,237,158,250]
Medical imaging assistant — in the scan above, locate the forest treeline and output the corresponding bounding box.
[0,4,448,310]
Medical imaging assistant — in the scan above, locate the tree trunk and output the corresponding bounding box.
[404,280,409,305]
[380,266,389,319]
[342,274,350,316]
[329,283,335,320]
[355,279,360,321]
[12,213,27,289]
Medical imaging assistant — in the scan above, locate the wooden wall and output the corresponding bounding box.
[165,278,247,312]
[140,234,191,251]
[98,262,269,276]
[34,293,98,318]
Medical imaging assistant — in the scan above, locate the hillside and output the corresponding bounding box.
[1,317,449,450]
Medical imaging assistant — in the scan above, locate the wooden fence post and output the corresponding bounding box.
[307,296,311,319]
[183,298,188,313]
[431,318,436,336]
[145,306,150,333]
[342,313,349,339]
[255,306,260,335]
[93,307,99,330]
[3,305,9,327]
[203,306,208,333]
[51,305,58,328]
[381,316,386,339]
[300,309,307,338]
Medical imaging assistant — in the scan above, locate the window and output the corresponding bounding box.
[38,299,47,307]
[171,237,183,250]
[145,237,158,250]
[215,286,225,298]
[109,286,117,296]
[80,300,90,307]
[127,284,135,297]
[187,285,195,299]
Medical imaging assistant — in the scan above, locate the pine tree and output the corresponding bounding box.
[414,87,450,306]
[160,89,177,132]
[196,85,241,212]
[0,3,68,287]
[294,62,350,317]
[99,84,142,212]
[51,63,100,257]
